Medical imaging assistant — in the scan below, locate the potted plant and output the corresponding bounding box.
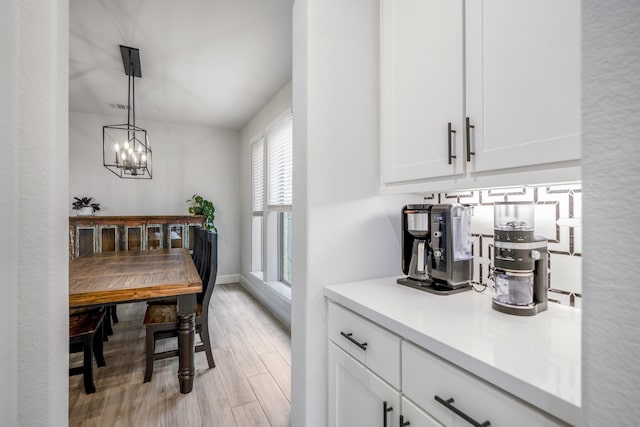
[187,194,217,231]
[72,197,100,216]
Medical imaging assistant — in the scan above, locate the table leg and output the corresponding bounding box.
[177,293,196,393]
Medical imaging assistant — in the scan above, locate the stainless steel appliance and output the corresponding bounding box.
[398,204,473,294]
[492,202,548,315]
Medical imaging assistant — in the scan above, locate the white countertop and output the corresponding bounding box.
[325,277,581,426]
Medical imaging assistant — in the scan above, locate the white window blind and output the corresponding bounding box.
[268,115,293,208]
[251,138,264,214]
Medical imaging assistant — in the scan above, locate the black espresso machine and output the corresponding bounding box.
[398,204,473,294]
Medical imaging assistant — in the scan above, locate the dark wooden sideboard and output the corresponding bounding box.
[69,215,205,259]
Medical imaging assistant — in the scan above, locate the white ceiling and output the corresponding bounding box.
[69,0,293,130]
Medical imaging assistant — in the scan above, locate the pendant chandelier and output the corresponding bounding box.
[103,45,152,179]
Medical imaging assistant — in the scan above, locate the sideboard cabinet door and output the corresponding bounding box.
[75,226,95,257]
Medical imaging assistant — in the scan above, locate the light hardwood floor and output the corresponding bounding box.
[69,282,291,427]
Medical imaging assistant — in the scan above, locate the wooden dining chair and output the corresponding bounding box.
[142,230,218,383]
[192,227,207,277]
[100,305,116,338]
[69,308,106,394]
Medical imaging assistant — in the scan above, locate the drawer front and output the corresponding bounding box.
[328,301,401,388]
[402,341,566,427]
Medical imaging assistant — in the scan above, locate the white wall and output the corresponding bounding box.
[0,3,18,425]
[0,0,69,425]
[291,0,410,425]
[69,111,242,277]
[7,2,637,426]
[582,1,640,424]
[239,81,293,326]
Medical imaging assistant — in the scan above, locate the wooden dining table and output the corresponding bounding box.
[69,248,202,393]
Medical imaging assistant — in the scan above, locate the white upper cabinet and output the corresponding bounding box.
[380,0,581,192]
[380,0,464,184]
[465,0,581,173]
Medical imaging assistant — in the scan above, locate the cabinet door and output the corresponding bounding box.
[401,397,443,427]
[98,225,118,253]
[125,225,143,251]
[146,224,162,250]
[465,0,581,173]
[75,226,96,257]
[328,343,400,427]
[381,0,464,184]
[169,224,185,248]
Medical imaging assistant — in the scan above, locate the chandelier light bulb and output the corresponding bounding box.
[122,152,127,161]
[141,154,147,161]
[128,148,133,155]
[137,145,143,153]
[123,141,130,150]
[114,142,120,151]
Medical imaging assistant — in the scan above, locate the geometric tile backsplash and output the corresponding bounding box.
[423,182,582,309]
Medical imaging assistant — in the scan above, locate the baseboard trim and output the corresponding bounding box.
[239,274,291,329]
[216,274,240,284]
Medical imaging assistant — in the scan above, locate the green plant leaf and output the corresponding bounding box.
[187,193,217,231]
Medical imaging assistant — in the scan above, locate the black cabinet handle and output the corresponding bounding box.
[399,414,411,426]
[448,122,457,165]
[340,331,368,350]
[383,401,393,427]
[434,395,490,427]
[466,117,475,162]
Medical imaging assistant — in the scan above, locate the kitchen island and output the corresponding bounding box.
[325,277,581,426]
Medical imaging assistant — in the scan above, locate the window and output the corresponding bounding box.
[251,113,293,286]
[268,118,293,208]
[280,211,292,284]
[251,138,264,274]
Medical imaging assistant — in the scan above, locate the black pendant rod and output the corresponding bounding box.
[127,57,131,127]
[127,51,132,147]
[132,60,136,130]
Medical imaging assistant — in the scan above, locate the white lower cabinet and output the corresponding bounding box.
[328,343,401,427]
[401,397,443,427]
[402,341,566,427]
[328,301,570,427]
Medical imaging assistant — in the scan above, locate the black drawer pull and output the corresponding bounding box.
[434,395,490,427]
[448,122,457,165]
[466,117,475,161]
[340,331,368,350]
[399,414,411,426]
[383,401,393,427]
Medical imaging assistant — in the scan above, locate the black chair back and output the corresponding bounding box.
[192,228,208,280]
[199,231,218,305]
